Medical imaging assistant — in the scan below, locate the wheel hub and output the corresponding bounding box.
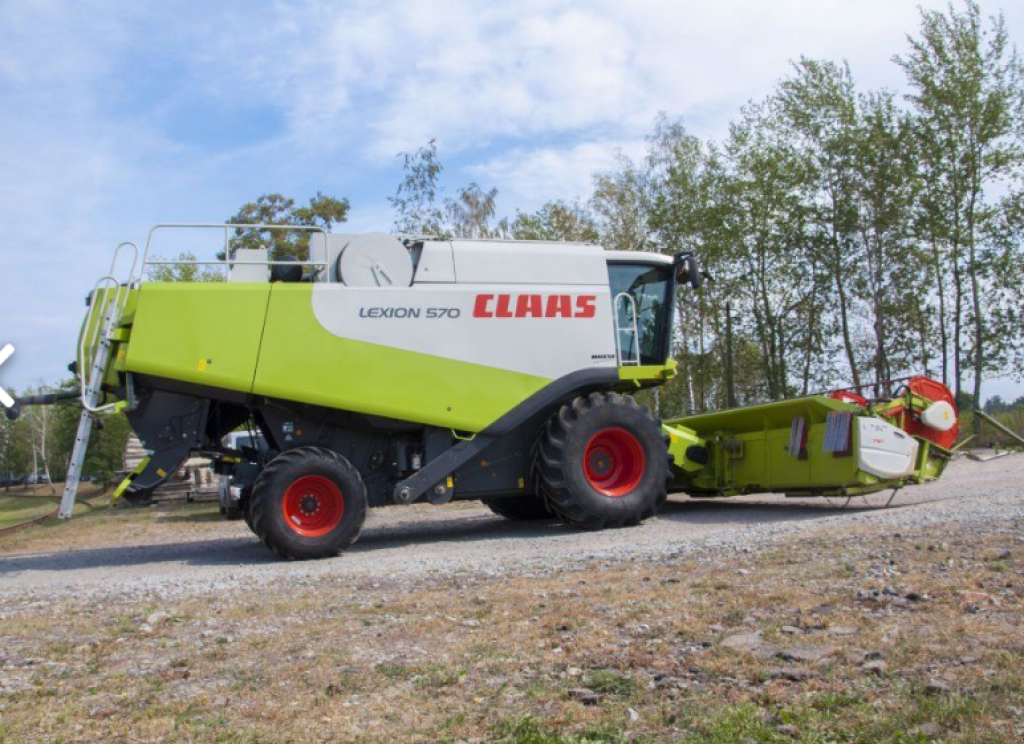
[281,475,345,537]
[583,428,646,497]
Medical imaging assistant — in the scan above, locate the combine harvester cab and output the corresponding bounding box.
[662,377,959,500]
[23,224,960,560]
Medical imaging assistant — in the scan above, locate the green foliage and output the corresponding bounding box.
[592,154,651,253]
[389,140,448,237]
[147,252,225,283]
[896,0,1024,429]
[229,192,350,260]
[0,379,130,485]
[593,2,1024,417]
[510,200,600,243]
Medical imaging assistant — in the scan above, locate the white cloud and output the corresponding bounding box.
[216,0,994,156]
[1,0,1023,394]
[467,139,647,213]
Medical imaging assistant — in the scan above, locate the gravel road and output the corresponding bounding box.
[1,454,1021,602]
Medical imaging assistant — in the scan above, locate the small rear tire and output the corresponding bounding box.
[482,494,553,521]
[249,447,367,560]
[534,392,667,530]
[242,494,256,533]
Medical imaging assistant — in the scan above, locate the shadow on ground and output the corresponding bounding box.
[0,494,934,578]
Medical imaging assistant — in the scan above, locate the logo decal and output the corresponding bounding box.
[473,294,597,319]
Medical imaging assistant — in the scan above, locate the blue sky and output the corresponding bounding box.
[0,0,1021,400]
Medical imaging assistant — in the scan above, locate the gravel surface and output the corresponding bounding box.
[1,454,1021,604]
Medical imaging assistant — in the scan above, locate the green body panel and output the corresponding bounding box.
[618,362,676,388]
[662,423,706,473]
[124,284,271,393]
[252,285,550,432]
[77,286,139,391]
[83,283,672,433]
[669,395,855,435]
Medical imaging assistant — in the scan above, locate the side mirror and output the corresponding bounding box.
[674,252,701,290]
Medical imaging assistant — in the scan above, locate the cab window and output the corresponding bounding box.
[607,263,673,365]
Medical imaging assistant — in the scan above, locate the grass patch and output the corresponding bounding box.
[492,716,631,744]
[582,669,639,698]
[0,493,56,529]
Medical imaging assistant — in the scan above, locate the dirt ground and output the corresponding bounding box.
[0,455,1021,742]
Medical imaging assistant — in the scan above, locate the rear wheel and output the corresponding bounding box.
[482,494,553,521]
[223,499,242,521]
[239,488,255,531]
[534,392,667,530]
[249,447,367,560]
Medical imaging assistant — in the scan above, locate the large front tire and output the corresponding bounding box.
[249,447,367,560]
[534,393,667,530]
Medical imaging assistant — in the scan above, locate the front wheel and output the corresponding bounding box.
[249,447,367,560]
[534,392,667,530]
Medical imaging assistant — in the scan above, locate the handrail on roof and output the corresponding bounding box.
[140,223,331,279]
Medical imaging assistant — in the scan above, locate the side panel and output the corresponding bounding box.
[857,418,919,478]
[124,284,271,393]
[253,285,557,432]
[310,283,617,380]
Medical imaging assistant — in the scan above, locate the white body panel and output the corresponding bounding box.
[857,418,919,479]
[450,240,608,285]
[413,242,456,283]
[307,236,673,379]
[921,401,956,432]
[311,283,618,379]
[229,249,270,283]
[604,251,673,266]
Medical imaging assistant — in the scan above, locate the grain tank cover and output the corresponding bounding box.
[335,233,414,287]
[451,240,608,285]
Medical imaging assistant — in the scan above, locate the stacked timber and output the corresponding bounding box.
[122,435,216,502]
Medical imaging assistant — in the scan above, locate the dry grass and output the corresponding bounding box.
[1,517,1021,742]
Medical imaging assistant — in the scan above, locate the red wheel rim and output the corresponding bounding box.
[281,475,345,537]
[583,427,646,497]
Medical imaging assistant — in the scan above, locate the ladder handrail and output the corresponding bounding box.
[614,292,641,366]
[77,282,122,413]
[76,242,139,412]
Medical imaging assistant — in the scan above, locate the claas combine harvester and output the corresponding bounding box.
[9,225,961,559]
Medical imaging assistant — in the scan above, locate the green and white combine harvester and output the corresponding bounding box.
[10,226,960,559]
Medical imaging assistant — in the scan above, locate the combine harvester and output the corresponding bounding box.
[9,226,960,559]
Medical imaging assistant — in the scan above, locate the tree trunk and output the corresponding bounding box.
[966,192,984,434]
[833,238,860,389]
[931,237,948,386]
[952,243,963,404]
[725,302,737,408]
[800,260,819,396]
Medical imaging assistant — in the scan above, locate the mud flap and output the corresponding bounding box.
[112,456,151,504]
[125,389,209,492]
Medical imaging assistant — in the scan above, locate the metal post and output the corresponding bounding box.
[973,409,1024,449]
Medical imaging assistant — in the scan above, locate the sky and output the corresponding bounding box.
[0,0,1021,400]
